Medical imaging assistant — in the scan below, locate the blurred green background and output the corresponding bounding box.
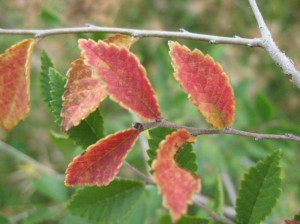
[0,0,300,223]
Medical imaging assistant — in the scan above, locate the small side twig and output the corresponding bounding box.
[133,120,300,143]
[221,166,237,207]
[192,195,235,224]
[123,161,153,185]
[249,0,300,88]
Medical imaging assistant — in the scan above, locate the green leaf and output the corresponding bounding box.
[48,67,66,125]
[159,214,210,224]
[31,174,67,202]
[40,50,54,108]
[40,8,62,27]
[123,185,162,224]
[62,214,93,224]
[294,212,300,221]
[67,109,105,149]
[147,127,198,175]
[176,215,210,224]
[50,131,78,160]
[122,190,147,224]
[48,67,104,148]
[236,149,282,224]
[67,179,145,224]
[213,175,224,215]
[23,205,57,224]
[254,93,274,122]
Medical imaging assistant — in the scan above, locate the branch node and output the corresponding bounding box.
[131,32,140,38]
[132,122,144,131]
[254,137,260,141]
[284,133,293,138]
[179,28,190,33]
[224,127,231,131]
[85,23,95,27]
[209,39,217,44]
[34,33,42,39]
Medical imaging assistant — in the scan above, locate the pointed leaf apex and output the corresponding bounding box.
[79,39,161,121]
[65,128,140,187]
[0,39,35,130]
[61,57,107,131]
[152,129,201,221]
[169,42,235,129]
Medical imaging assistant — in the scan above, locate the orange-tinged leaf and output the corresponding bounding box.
[105,34,137,48]
[61,58,107,131]
[169,41,235,129]
[0,39,35,131]
[65,128,140,186]
[79,39,161,121]
[152,129,201,221]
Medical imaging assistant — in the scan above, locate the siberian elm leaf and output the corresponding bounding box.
[48,67,66,125]
[147,127,198,175]
[67,179,145,224]
[40,50,54,107]
[176,215,210,224]
[159,214,210,224]
[67,109,104,148]
[0,39,35,130]
[79,39,161,121]
[61,58,107,131]
[236,150,282,224]
[65,128,140,186]
[169,41,235,129]
[47,66,104,148]
[152,129,201,221]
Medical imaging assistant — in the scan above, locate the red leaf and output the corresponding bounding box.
[61,34,134,131]
[61,58,107,131]
[79,39,161,121]
[0,39,35,131]
[65,128,140,186]
[169,41,235,129]
[152,129,201,221]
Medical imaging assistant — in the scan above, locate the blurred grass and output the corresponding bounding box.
[0,0,300,223]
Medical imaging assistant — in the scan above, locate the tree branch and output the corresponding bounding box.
[249,0,300,88]
[0,25,261,47]
[1,2,300,89]
[133,120,300,143]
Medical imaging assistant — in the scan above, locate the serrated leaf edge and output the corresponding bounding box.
[67,179,145,224]
[40,49,54,108]
[79,39,161,121]
[64,128,140,187]
[152,129,200,220]
[0,39,35,130]
[168,41,235,129]
[236,149,282,224]
[61,58,107,131]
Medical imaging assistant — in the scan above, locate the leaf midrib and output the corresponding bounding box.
[246,158,278,223]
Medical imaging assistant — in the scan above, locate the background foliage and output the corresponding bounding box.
[0,0,300,223]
